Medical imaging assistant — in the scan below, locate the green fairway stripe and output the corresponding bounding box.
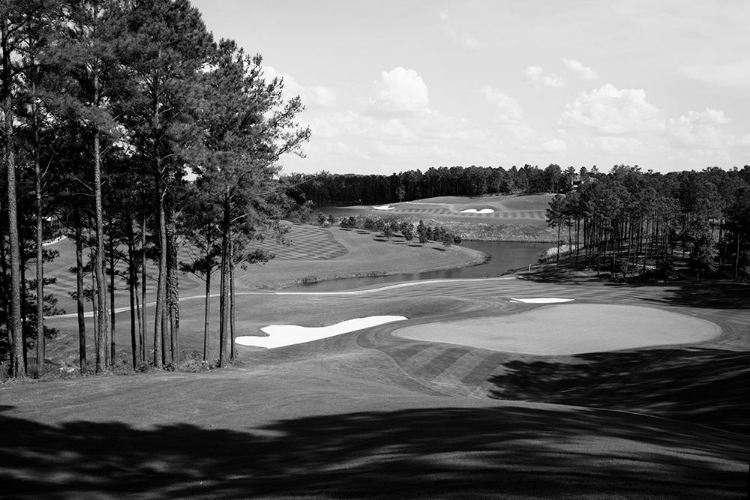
[460,352,508,389]
[410,347,470,382]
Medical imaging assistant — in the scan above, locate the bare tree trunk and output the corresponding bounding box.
[108,238,116,365]
[126,218,138,369]
[153,173,166,369]
[229,236,235,361]
[93,128,110,372]
[218,200,230,366]
[140,209,147,365]
[3,25,24,378]
[203,268,211,361]
[34,98,44,378]
[167,207,178,365]
[74,207,87,373]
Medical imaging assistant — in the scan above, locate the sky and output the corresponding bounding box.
[189,0,750,176]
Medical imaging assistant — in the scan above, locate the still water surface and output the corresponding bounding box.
[290,240,551,292]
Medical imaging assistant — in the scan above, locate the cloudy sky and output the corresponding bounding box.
[190,0,750,176]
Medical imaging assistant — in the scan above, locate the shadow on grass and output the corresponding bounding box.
[0,405,746,499]
[650,281,750,310]
[488,348,750,434]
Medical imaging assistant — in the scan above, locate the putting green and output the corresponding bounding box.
[393,304,721,355]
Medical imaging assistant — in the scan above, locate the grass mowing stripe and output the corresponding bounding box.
[460,352,510,391]
[410,347,471,382]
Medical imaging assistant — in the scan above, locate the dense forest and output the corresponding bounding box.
[0,0,309,380]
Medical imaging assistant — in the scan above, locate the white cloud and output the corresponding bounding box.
[559,83,665,135]
[370,67,430,115]
[562,58,598,81]
[682,58,750,86]
[263,66,336,107]
[439,10,485,49]
[666,108,737,148]
[310,86,337,107]
[581,136,643,154]
[540,138,567,154]
[481,85,524,123]
[524,66,565,88]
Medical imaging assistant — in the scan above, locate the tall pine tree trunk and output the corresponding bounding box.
[218,199,231,366]
[74,207,86,373]
[229,236,235,361]
[34,91,45,378]
[3,23,24,378]
[108,238,116,365]
[126,218,138,369]
[140,209,147,365]
[203,268,211,361]
[167,206,178,364]
[153,172,166,369]
[93,128,110,372]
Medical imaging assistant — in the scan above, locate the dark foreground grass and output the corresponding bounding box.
[1,393,747,499]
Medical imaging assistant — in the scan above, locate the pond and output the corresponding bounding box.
[289,240,552,292]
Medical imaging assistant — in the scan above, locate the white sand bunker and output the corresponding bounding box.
[236,316,407,349]
[372,205,395,210]
[461,208,494,214]
[393,304,720,356]
[511,298,574,304]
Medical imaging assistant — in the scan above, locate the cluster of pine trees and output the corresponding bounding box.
[336,215,461,247]
[1,0,309,380]
[544,165,750,280]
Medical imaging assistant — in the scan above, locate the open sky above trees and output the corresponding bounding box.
[191,0,750,176]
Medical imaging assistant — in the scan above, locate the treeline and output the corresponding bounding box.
[285,164,583,206]
[543,165,750,281]
[1,0,309,380]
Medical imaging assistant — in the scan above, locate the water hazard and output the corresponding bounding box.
[289,240,551,292]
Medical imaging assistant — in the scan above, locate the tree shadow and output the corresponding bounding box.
[648,281,750,310]
[488,347,750,434]
[0,404,746,499]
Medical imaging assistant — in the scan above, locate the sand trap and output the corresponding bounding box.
[236,316,407,349]
[510,298,574,304]
[393,304,720,355]
[372,205,395,210]
[461,208,494,214]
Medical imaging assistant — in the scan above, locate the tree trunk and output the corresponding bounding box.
[167,206,178,365]
[203,268,211,361]
[126,218,138,369]
[229,236,236,361]
[34,96,44,378]
[93,128,110,372]
[74,207,87,373]
[218,200,231,366]
[3,22,25,378]
[109,239,116,365]
[140,209,147,365]
[153,172,166,369]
